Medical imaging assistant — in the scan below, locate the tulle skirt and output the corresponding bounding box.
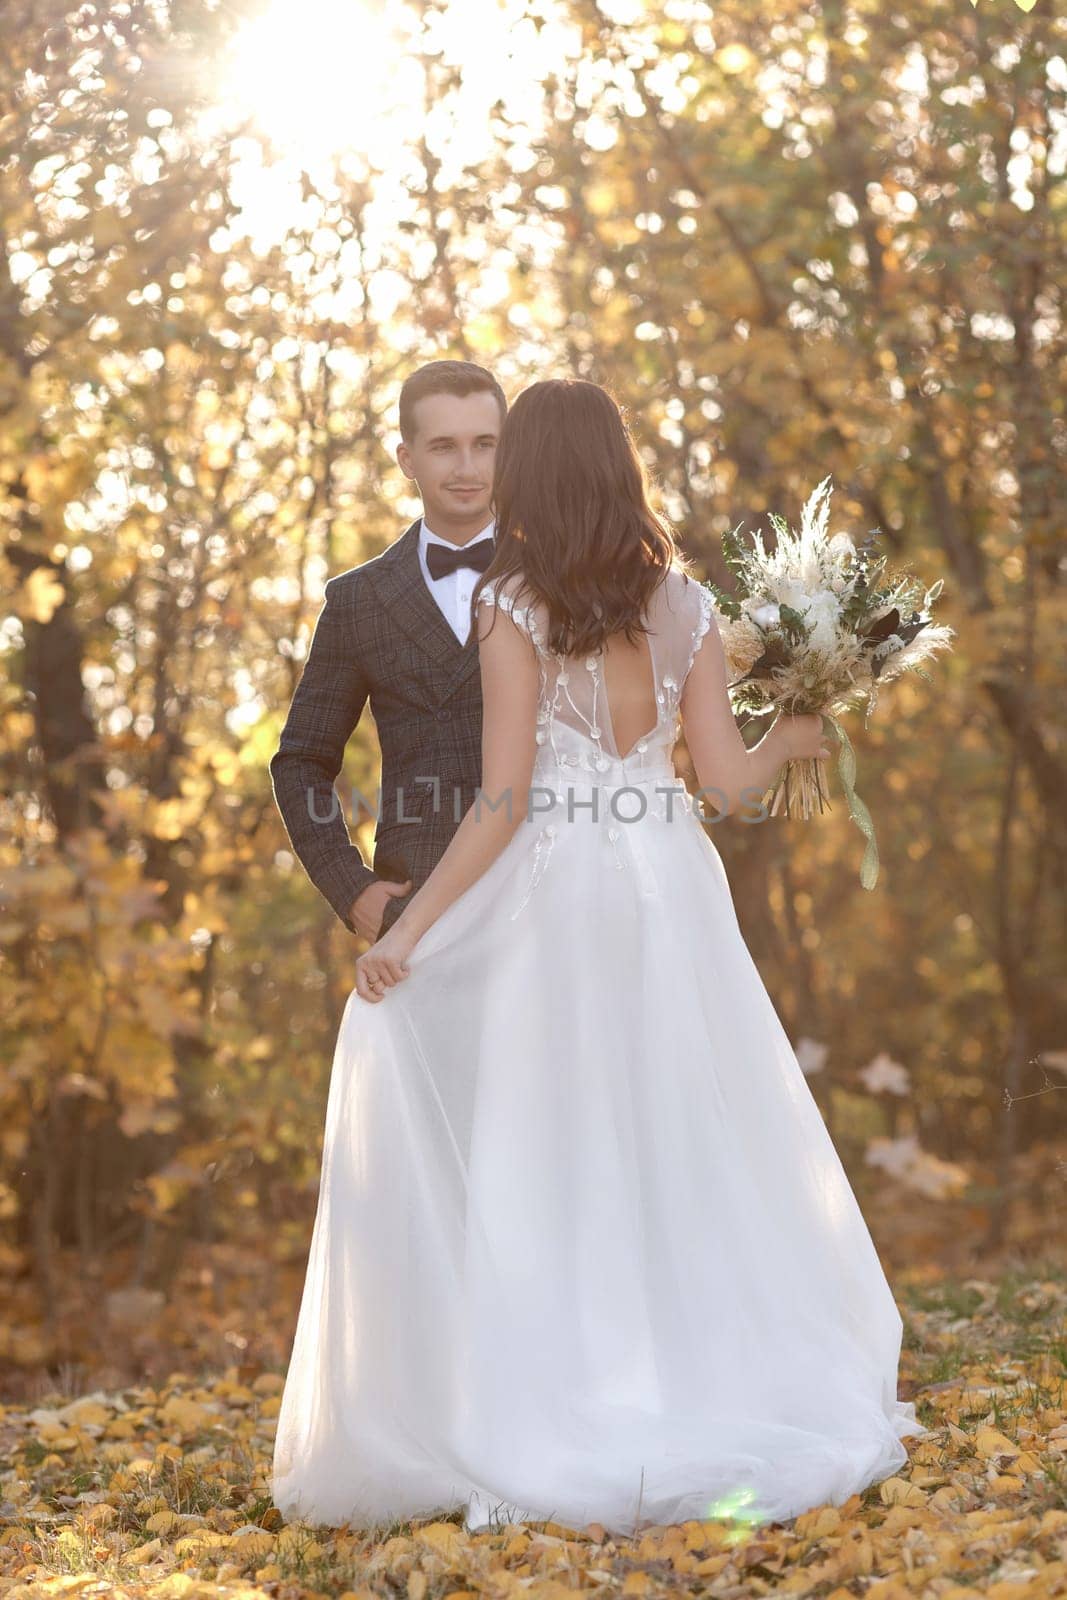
[271,772,926,1534]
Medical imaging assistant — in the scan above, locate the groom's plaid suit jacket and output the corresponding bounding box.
[269,519,487,938]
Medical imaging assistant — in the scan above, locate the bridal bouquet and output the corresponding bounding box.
[704,476,955,890]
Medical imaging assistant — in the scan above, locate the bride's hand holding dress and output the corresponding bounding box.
[354,583,540,1000]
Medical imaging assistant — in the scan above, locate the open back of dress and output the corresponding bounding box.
[476,564,713,785]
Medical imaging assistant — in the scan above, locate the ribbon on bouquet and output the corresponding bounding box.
[821,712,880,892]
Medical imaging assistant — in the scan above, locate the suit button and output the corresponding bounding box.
[437,709,451,721]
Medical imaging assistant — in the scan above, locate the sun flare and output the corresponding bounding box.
[224,0,408,170]
[216,0,577,246]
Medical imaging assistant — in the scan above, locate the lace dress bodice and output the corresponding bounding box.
[475,566,715,912]
[476,564,713,782]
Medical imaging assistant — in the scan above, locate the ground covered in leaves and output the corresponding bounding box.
[1,1270,1065,1600]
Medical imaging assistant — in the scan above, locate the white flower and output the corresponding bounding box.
[864,1136,970,1199]
[766,577,809,610]
[858,1051,911,1096]
[718,613,764,675]
[864,1134,920,1178]
[800,590,841,653]
[747,601,781,630]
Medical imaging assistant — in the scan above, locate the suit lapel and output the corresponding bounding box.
[367,519,486,698]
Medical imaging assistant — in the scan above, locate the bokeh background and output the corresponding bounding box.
[2,0,1064,1400]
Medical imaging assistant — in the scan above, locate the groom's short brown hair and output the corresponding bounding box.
[399,360,507,444]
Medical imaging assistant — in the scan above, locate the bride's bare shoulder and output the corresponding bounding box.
[656,560,703,610]
[477,568,540,612]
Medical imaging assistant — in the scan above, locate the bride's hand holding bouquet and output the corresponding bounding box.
[777,712,834,766]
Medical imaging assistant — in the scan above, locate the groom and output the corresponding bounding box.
[269,359,505,942]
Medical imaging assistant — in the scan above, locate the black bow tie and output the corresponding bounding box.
[425,538,495,581]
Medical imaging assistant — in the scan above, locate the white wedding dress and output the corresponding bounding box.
[271,566,925,1537]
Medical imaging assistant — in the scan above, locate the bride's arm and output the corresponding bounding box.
[680,614,797,818]
[388,597,539,944]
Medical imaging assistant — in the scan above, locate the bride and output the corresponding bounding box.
[271,378,926,1537]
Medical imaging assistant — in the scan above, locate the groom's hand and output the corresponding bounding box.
[350,879,413,942]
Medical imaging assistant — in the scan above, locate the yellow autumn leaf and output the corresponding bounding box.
[228,1528,276,1561]
[126,1537,164,1564]
[415,1521,466,1559]
[175,1530,230,1555]
[277,1525,325,1558]
[465,315,504,355]
[158,1395,214,1434]
[148,795,201,841]
[975,1427,1019,1459]
[200,442,232,471]
[145,1509,185,1534]
[60,1398,111,1427]
[21,453,52,502]
[878,1477,928,1507]
[408,1572,429,1600]
[153,1577,198,1600]
[82,1502,118,1527]
[987,1472,1025,1498]
[35,1425,80,1449]
[21,564,65,623]
[794,1506,842,1537]
[135,981,200,1039]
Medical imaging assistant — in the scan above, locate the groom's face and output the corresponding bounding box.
[397,390,501,532]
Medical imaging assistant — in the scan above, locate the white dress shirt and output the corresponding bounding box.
[417,517,496,646]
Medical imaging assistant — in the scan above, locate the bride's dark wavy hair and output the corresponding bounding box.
[474,379,691,656]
